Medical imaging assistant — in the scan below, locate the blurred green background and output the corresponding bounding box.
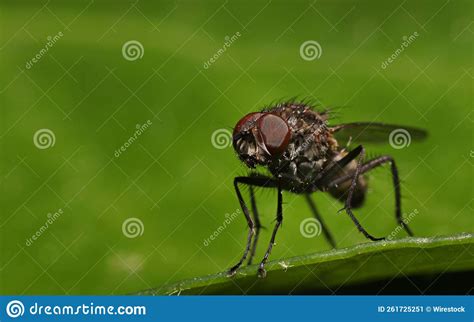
[0,0,472,294]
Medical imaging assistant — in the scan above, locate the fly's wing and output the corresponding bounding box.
[330,122,428,146]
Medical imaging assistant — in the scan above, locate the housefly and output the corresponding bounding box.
[229,101,427,278]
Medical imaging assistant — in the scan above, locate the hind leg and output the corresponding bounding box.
[317,145,385,241]
[304,194,336,248]
[327,154,413,236]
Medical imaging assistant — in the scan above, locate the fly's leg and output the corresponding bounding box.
[339,146,384,241]
[227,177,254,277]
[318,145,385,241]
[304,194,336,248]
[228,176,277,277]
[257,186,283,278]
[328,155,413,236]
[247,186,262,265]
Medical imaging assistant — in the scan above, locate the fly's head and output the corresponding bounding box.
[232,112,292,169]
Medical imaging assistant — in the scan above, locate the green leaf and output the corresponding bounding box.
[137,233,474,295]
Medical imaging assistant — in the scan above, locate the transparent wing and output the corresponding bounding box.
[330,122,428,145]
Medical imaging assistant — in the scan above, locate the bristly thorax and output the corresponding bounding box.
[264,103,338,192]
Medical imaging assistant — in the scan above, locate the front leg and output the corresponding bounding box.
[257,185,283,278]
[247,186,262,266]
[227,175,277,277]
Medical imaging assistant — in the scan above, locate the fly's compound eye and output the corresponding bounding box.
[233,112,263,150]
[233,112,263,137]
[257,114,291,157]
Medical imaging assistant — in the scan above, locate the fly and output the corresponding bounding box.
[229,101,427,278]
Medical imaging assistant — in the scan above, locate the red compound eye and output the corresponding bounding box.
[257,114,291,156]
[233,112,263,137]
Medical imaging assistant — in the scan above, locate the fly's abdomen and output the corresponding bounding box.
[328,176,367,208]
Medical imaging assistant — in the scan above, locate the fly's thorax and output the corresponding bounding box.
[266,113,337,190]
[269,125,333,187]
